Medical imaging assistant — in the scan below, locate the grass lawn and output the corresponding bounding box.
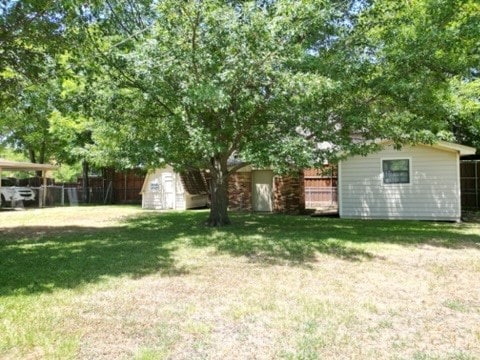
[1,206,479,359]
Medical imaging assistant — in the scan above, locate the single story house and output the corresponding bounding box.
[338,140,476,221]
[141,166,209,210]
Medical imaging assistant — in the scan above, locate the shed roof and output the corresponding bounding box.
[0,158,58,171]
[431,141,476,156]
[376,140,476,156]
[180,169,209,195]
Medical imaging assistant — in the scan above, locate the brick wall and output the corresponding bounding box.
[228,171,252,211]
[273,171,305,214]
[228,170,305,213]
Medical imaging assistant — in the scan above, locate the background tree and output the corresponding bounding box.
[0,1,72,105]
[0,1,99,186]
[0,72,66,166]
[323,0,480,147]
[0,1,75,168]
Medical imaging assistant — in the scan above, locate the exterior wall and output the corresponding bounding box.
[228,171,252,211]
[228,169,305,213]
[185,194,209,209]
[143,166,305,213]
[141,167,187,210]
[273,171,305,213]
[339,144,461,221]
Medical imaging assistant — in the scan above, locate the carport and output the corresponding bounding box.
[0,159,58,207]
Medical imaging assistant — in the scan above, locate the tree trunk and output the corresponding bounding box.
[82,159,90,203]
[28,149,36,163]
[206,155,231,226]
[37,140,46,177]
[28,149,43,177]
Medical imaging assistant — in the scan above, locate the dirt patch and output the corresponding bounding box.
[71,247,480,359]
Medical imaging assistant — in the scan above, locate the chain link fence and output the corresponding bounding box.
[36,185,113,207]
[1,185,113,209]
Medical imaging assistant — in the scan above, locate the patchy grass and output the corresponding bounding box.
[1,206,479,359]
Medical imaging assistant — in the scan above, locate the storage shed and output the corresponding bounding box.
[338,141,476,221]
[140,166,209,210]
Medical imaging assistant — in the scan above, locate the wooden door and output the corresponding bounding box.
[161,172,175,209]
[252,170,273,212]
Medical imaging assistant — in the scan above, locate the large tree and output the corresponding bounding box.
[78,0,381,225]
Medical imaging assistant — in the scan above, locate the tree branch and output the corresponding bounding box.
[82,23,177,117]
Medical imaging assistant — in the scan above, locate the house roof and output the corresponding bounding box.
[0,158,58,171]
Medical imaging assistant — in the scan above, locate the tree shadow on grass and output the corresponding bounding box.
[192,230,377,265]
[1,210,479,296]
[0,220,189,296]
[185,212,480,265]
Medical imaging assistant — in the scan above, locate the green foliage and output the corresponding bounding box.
[332,0,480,147]
[63,0,479,224]
[0,1,83,166]
[80,1,360,170]
[0,147,27,162]
[53,162,82,183]
[0,1,75,105]
[80,0,479,169]
[0,75,66,163]
[0,147,31,178]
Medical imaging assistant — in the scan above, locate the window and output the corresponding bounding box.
[383,159,410,184]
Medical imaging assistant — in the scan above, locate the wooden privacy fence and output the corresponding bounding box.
[305,186,338,208]
[71,169,146,205]
[304,167,338,209]
[461,160,480,210]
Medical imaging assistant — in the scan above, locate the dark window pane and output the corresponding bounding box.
[383,159,410,184]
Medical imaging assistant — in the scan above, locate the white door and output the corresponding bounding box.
[162,173,175,209]
[252,170,273,212]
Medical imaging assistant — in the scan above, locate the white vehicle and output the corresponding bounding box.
[0,178,36,207]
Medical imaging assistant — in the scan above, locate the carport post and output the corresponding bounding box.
[42,170,47,207]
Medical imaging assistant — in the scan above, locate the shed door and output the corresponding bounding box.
[252,170,273,212]
[162,173,175,209]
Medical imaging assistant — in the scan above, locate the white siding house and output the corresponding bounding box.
[338,141,476,221]
[141,166,209,210]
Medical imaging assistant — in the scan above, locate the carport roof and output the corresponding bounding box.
[0,158,58,171]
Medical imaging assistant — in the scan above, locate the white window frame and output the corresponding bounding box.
[381,157,412,186]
